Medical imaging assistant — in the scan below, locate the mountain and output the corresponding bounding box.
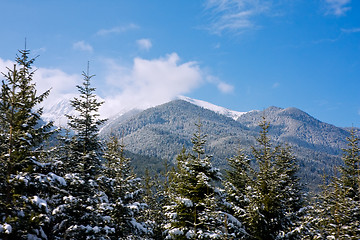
[44,96,353,192]
[41,98,75,126]
[98,99,352,192]
[178,96,247,120]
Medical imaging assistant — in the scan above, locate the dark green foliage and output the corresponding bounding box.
[164,121,230,239]
[51,69,112,239]
[66,69,106,175]
[305,129,360,239]
[101,136,147,239]
[223,149,251,238]
[225,118,303,240]
[0,48,54,239]
[142,160,172,239]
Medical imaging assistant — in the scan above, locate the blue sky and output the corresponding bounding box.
[0,0,359,127]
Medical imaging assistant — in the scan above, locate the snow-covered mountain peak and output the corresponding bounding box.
[43,95,248,126]
[178,96,247,121]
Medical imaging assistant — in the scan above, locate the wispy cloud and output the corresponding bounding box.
[96,23,139,36]
[272,82,280,89]
[203,0,271,35]
[73,41,93,52]
[324,0,351,16]
[207,75,234,94]
[217,81,234,93]
[136,38,152,51]
[341,27,360,33]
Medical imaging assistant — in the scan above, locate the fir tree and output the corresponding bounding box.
[306,129,360,239]
[51,67,112,239]
[223,149,251,239]
[0,48,54,239]
[142,161,172,239]
[101,136,148,239]
[226,118,303,240]
[163,121,227,239]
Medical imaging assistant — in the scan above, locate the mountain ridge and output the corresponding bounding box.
[97,99,351,191]
[43,96,353,191]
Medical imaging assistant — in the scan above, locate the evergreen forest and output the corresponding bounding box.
[0,48,359,239]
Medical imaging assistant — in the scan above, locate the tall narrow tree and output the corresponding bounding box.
[306,129,360,239]
[0,48,54,239]
[223,149,251,239]
[101,136,148,239]
[51,67,112,239]
[163,121,230,239]
[226,119,303,240]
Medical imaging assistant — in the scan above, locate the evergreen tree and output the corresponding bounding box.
[142,161,172,239]
[226,119,303,240]
[223,149,251,239]
[163,121,228,239]
[0,48,55,239]
[305,129,360,239]
[51,68,112,239]
[101,136,148,239]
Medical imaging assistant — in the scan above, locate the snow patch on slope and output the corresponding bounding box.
[42,95,106,126]
[178,96,247,120]
[42,96,75,126]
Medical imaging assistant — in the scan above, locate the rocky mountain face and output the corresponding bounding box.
[98,99,352,192]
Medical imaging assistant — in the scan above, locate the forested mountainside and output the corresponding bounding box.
[2,48,359,239]
[100,99,351,191]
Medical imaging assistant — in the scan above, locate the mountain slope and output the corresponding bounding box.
[99,99,351,191]
[178,96,247,120]
[237,106,348,155]
[100,99,253,166]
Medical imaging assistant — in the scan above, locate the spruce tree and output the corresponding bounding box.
[223,149,251,239]
[142,162,172,239]
[101,136,148,239]
[51,67,112,239]
[163,121,227,239]
[306,129,360,239]
[226,118,303,240]
[0,48,54,239]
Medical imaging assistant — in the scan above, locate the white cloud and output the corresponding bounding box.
[0,58,80,103]
[100,53,204,117]
[96,23,139,36]
[1,53,233,121]
[0,57,81,124]
[33,68,80,103]
[0,58,15,74]
[204,0,271,35]
[324,0,351,16]
[136,38,152,51]
[206,75,234,94]
[217,81,234,93]
[73,41,93,52]
[341,27,360,33]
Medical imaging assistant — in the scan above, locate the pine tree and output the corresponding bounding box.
[101,136,148,239]
[51,67,113,239]
[226,118,303,240]
[306,129,360,239]
[163,121,226,239]
[223,149,251,239]
[0,48,55,239]
[142,161,172,239]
